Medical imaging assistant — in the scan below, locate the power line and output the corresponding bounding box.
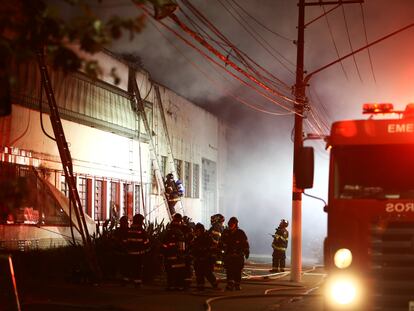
[178,0,292,90]
[217,0,294,74]
[228,0,294,42]
[360,3,377,84]
[176,8,290,92]
[148,17,292,116]
[137,4,300,115]
[322,5,349,81]
[340,4,363,82]
[225,0,295,74]
[167,12,299,107]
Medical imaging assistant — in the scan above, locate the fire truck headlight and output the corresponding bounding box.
[334,248,352,269]
[326,276,360,306]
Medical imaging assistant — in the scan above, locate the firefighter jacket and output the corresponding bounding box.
[221,228,249,258]
[113,225,129,252]
[162,223,186,260]
[125,224,151,255]
[208,223,225,257]
[181,224,194,248]
[272,227,288,251]
[190,231,215,262]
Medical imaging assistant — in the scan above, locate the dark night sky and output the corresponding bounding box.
[77,0,414,260]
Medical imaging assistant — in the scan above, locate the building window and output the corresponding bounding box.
[78,177,88,213]
[134,184,141,215]
[123,183,133,218]
[184,161,191,197]
[110,181,119,219]
[94,180,105,221]
[60,174,69,197]
[192,163,200,198]
[174,159,182,181]
[18,166,30,177]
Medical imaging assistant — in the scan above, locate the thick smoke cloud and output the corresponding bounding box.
[103,0,414,263]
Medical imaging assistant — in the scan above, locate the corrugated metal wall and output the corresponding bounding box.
[10,61,152,140]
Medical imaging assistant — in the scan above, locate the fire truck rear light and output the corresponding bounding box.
[334,248,352,269]
[362,103,394,114]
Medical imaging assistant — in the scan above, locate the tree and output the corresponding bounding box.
[0,0,179,115]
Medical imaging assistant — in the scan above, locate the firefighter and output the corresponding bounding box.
[221,217,249,291]
[181,215,194,289]
[114,215,129,284]
[208,213,225,271]
[270,219,289,273]
[164,173,180,215]
[176,179,185,197]
[125,214,151,287]
[190,223,218,291]
[162,213,186,290]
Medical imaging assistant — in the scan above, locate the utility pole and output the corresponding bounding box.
[291,0,364,282]
[291,0,306,283]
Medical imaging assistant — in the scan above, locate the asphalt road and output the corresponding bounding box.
[18,263,326,311]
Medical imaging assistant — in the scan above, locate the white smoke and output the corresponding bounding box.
[90,0,414,264]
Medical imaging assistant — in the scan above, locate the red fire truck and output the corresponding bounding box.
[322,103,414,311]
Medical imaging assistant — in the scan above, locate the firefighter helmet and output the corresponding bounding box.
[195,222,205,232]
[228,216,238,226]
[280,219,289,228]
[173,213,182,222]
[133,213,145,225]
[211,213,225,225]
[119,215,129,227]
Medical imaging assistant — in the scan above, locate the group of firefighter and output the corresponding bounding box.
[114,211,289,291]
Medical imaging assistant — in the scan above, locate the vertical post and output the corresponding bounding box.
[291,0,306,283]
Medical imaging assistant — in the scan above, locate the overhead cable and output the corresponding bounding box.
[143,9,299,115]
[178,0,291,90]
[341,4,363,82]
[227,0,294,42]
[322,5,349,81]
[167,12,298,104]
[176,11,292,93]
[148,18,291,116]
[219,0,295,75]
[359,3,377,84]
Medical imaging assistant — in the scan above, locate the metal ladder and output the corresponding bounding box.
[36,50,101,279]
[129,68,184,220]
[154,84,185,215]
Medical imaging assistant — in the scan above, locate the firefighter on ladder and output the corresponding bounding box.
[164,173,184,215]
[270,219,289,273]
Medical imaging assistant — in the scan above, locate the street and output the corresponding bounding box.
[20,263,326,311]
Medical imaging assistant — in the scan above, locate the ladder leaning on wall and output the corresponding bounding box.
[36,49,101,279]
[128,68,184,220]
